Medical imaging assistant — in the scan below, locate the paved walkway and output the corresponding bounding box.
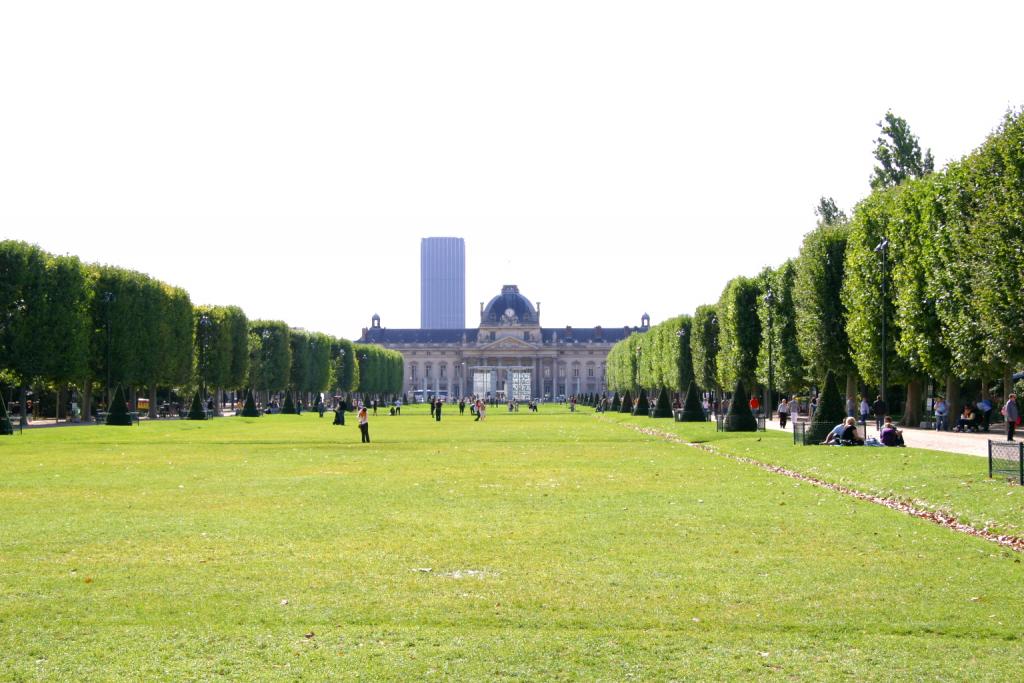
[764,416,1010,458]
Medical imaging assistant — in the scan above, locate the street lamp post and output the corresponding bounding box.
[676,327,688,403]
[874,237,890,409]
[101,292,115,406]
[198,314,212,405]
[763,288,775,422]
[709,314,720,414]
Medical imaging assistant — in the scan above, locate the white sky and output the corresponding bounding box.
[2,1,1022,339]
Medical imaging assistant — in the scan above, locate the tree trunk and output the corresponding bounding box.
[129,386,138,412]
[845,373,858,410]
[904,377,923,427]
[1004,367,1013,403]
[83,381,93,422]
[215,387,224,416]
[19,384,28,426]
[148,385,158,419]
[942,376,958,413]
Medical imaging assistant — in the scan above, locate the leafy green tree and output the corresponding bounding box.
[715,276,762,390]
[794,223,854,387]
[757,260,805,396]
[815,196,847,226]
[39,254,91,394]
[885,173,968,415]
[870,110,934,190]
[224,306,250,391]
[331,338,358,393]
[843,189,921,422]
[282,391,296,414]
[950,110,1024,387]
[194,305,231,397]
[611,391,621,411]
[0,242,50,421]
[248,321,291,394]
[690,304,719,396]
[308,333,333,394]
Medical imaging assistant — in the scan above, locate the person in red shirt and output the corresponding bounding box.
[749,396,760,414]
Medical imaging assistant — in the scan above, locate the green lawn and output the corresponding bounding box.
[2,405,1023,680]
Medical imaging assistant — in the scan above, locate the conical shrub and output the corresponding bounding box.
[611,392,621,411]
[282,391,296,414]
[724,380,757,431]
[634,388,650,416]
[187,391,207,420]
[241,390,260,417]
[680,380,706,421]
[619,390,633,413]
[808,370,846,443]
[0,394,13,435]
[653,387,673,418]
[106,385,132,426]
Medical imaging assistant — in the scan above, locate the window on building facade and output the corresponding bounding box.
[587,367,594,378]
[440,365,447,378]
[573,368,580,377]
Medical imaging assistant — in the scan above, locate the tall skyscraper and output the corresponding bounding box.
[420,237,465,329]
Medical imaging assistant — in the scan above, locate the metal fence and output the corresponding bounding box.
[989,440,1024,484]
[793,421,808,445]
[715,414,765,432]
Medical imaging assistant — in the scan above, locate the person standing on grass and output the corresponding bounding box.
[459,398,466,415]
[1003,394,1019,441]
[872,395,887,432]
[430,399,436,419]
[435,397,443,422]
[358,405,370,443]
[859,396,870,427]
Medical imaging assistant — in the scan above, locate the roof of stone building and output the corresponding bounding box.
[360,326,643,345]
[481,284,538,324]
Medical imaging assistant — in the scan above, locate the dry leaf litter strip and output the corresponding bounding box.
[622,423,1024,554]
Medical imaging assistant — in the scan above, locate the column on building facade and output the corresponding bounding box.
[536,358,544,401]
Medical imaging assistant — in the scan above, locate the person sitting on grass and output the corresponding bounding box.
[823,421,848,445]
[879,416,905,447]
[840,416,864,445]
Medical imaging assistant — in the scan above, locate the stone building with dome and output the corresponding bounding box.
[359,284,649,400]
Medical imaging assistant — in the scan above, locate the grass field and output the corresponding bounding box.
[2,405,1024,680]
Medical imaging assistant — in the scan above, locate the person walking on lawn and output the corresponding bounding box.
[1003,394,1019,441]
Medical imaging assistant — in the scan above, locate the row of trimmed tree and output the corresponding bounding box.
[608,108,1024,425]
[0,240,403,422]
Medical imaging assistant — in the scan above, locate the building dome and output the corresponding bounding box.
[481,285,537,324]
